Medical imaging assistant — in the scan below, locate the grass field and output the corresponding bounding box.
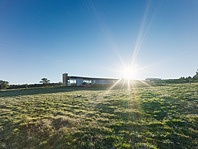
[0,83,197,149]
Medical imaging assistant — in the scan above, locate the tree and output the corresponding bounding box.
[40,78,50,84]
[187,76,192,84]
[193,69,198,80]
[0,80,9,89]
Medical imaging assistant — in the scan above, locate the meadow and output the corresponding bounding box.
[0,83,197,149]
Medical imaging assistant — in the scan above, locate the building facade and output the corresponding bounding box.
[62,73,118,86]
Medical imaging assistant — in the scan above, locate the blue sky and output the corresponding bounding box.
[0,0,198,84]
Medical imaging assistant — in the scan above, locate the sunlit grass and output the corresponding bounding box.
[0,83,197,148]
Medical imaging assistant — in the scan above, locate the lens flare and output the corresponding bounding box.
[121,64,138,80]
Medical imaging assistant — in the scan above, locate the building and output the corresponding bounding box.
[62,73,69,86]
[63,73,118,86]
[145,78,161,81]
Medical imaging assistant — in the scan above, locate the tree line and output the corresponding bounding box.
[165,69,198,84]
[0,78,62,90]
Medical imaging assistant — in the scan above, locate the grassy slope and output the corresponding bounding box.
[0,84,197,149]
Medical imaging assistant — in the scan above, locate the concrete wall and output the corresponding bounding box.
[63,73,68,86]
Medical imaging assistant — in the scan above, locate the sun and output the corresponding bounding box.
[121,65,138,80]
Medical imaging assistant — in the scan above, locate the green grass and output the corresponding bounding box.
[0,83,197,149]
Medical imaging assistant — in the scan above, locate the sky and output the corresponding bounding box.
[0,0,198,84]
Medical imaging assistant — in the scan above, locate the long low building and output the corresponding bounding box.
[63,73,118,86]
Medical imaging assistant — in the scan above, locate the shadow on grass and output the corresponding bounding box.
[0,86,109,97]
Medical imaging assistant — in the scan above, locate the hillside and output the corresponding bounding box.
[0,83,197,148]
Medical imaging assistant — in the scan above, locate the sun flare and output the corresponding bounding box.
[121,65,138,80]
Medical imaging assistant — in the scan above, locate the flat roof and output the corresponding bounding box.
[69,76,118,81]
